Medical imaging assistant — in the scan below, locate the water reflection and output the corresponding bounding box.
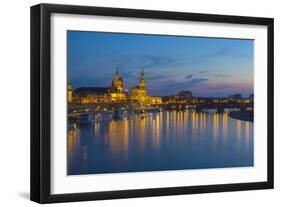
[68,111,254,175]
[222,112,228,141]
[245,121,250,142]
[108,119,129,156]
[236,119,242,142]
[67,125,80,163]
[213,113,219,142]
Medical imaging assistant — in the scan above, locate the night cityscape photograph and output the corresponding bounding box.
[67,31,254,175]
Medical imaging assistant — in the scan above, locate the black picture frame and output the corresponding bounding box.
[30,3,274,203]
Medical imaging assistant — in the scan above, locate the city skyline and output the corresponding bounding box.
[68,31,254,97]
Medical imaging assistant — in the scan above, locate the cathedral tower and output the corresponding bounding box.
[112,66,124,93]
[68,83,73,103]
[139,68,146,90]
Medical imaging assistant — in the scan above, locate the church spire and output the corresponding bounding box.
[68,82,72,90]
[115,65,119,77]
[140,68,145,81]
[139,68,146,90]
[112,66,124,93]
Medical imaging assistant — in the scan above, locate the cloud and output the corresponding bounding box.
[148,78,209,96]
[198,70,213,74]
[186,78,209,86]
[200,47,233,59]
[145,75,167,81]
[196,70,229,78]
[185,74,194,79]
[141,55,175,69]
[213,73,230,78]
[191,83,253,97]
[211,47,233,57]
[164,78,209,89]
[71,76,111,89]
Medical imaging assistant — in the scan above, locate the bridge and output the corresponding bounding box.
[164,101,253,113]
[68,98,253,115]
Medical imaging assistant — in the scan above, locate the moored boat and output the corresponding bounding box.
[113,109,134,120]
[93,111,112,121]
[77,112,94,124]
[113,109,124,119]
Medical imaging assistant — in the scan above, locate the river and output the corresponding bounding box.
[67,110,253,175]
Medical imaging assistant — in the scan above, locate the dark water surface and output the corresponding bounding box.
[67,111,253,175]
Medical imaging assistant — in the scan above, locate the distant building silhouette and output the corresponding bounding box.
[228,94,242,101]
[178,90,193,99]
[249,94,254,101]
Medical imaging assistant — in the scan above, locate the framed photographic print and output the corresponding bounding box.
[30,3,274,203]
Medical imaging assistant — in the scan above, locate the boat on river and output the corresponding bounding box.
[77,113,94,124]
[77,111,112,124]
[113,109,134,120]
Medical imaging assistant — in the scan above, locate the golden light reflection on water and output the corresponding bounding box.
[178,111,182,135]
[183,111,187,134]
[199,112,205,136]
[178,111,187,138]
[203,113,206,136]
[94,122,100,137]
[153,113,161,149]
[68,111,253,167]
[191,112,195,137]
[222,112,228,140]
[213,113,219,142]
[245,121,250,145]
[166,111,170,138]
[172,111,177,126]
[236,119,242,142]
[67,125,80,162]
[108,119,129,156]
[191,112,198,139]
[195,112,199,132]
[172,111,177,138]
[139,116,146,152]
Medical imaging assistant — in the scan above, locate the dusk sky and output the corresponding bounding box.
[67,31,253,97]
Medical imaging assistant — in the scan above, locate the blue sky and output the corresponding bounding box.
[67,31,253,97]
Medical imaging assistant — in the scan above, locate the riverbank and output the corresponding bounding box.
[228,111,253,122]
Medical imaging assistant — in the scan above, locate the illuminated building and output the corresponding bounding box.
[130,69,162,105]
[68,83,73,103]
[75,87,110,104]
[131,69,147,98]
[108,67,127,102]
[111,67,124,93]
[69,67,162,105]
